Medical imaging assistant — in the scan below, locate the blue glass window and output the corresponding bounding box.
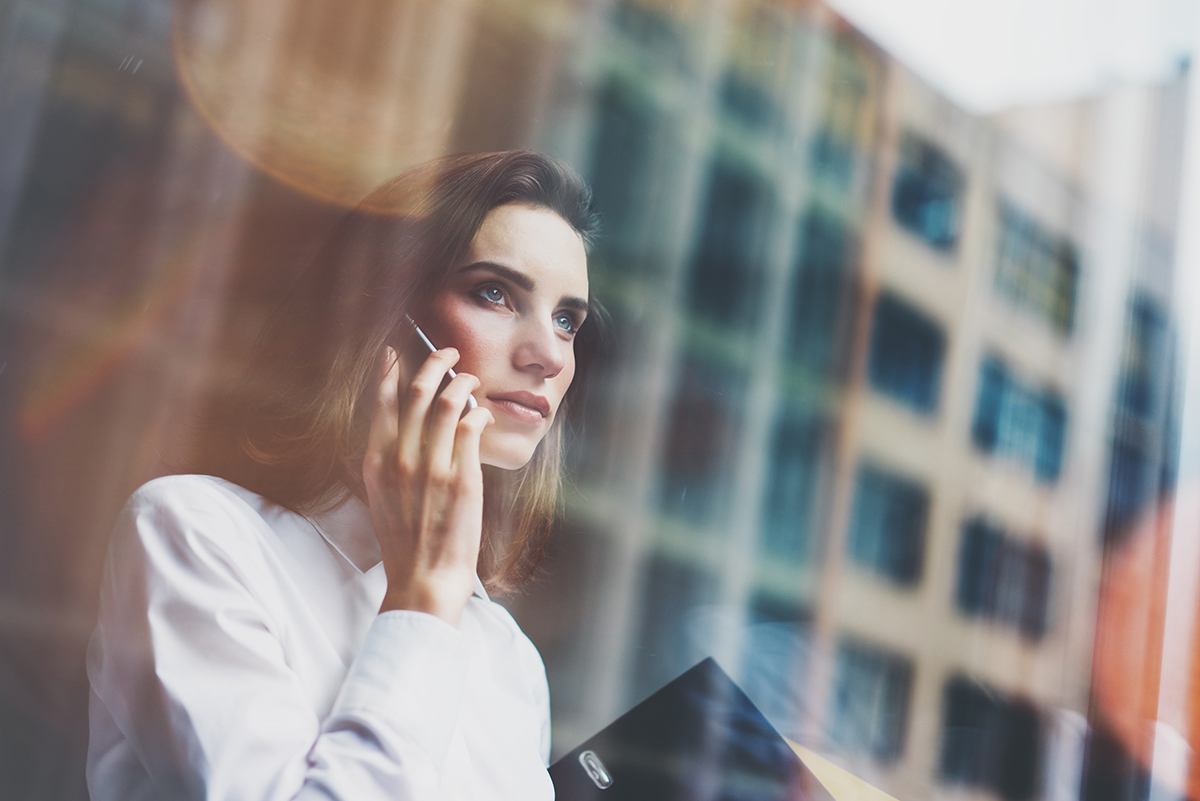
[828,640,912,761]
[719,71,781,132]
[630,556,718,702]
[971,356,1067,483]
[891,133,963,251]
[956,518,1052,639]
[686,160,774,331]
[785,210,854,377]
[994,201,1078,333]
[1104,295,1174,540]
[658,353,746,523]
[759,410,822,564]
[810,129,856,190]
[847,464,928,584]
[868,293,945,413]
[1118,296,1168,420]
[740,595,811,739]
[588,81,655,268]
[940,676,1043,801]
[611,0,690,71]
[1103,439,1153,540]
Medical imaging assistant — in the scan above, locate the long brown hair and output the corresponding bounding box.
[199,151,601,592]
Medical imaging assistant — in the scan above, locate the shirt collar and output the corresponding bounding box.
[311,494,489,599]
[310,495,380,574]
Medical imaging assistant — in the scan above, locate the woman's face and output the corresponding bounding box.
[424,202,589,469]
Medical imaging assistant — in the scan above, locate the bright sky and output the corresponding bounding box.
[823,0,1199,112]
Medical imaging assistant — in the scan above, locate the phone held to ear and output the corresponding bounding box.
[405,314,479,411]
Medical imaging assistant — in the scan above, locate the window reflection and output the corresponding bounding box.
[1103,295,1177,540]
[956,517,1052,639]
[685,158,774,331]
[828,640,912,762]
[994,200,1078,333]
[784,210,855,377]
[738,595,812,741]
[890,132,964,251]
[589,80,657,272]
[759,410,822,565]
[658,352,745,524]
[867,292,946,414]
[972,356,1068,482]
[631,555,718,703]
[846,464,928,584]
[940,676,1043,801]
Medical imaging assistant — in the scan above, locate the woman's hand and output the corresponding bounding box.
[363,346,494,627]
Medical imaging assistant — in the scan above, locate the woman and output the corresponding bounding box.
[86,150,601,800]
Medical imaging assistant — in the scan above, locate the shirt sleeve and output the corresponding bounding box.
[528,628,552,767]
[86,478,470,801]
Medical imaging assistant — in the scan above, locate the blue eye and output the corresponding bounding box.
[555,313,579,334]
[478,285,506,304]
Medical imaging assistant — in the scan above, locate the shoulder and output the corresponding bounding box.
[126,474,265,516]
[115,475,279,568]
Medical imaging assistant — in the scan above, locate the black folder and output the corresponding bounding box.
[549,658,835,801]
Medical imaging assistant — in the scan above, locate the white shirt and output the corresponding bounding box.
[86,474,554,801]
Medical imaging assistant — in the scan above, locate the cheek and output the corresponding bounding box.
[430,298,504,371]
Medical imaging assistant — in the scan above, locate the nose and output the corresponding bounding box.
[512,316,567,379]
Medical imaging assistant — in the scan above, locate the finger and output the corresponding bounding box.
[397,348,461,467]
[364,347,401,490]
[450,405,494,477]
[425,372,482,475]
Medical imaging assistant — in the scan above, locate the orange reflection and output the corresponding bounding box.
[1093,490,1200,798]
[172,0,474,208]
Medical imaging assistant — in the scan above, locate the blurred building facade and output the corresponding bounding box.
[0,0,1187,799]
[509,3,1187,800]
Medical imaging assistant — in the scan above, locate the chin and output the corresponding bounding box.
[481,454,531,471]
[480,437,540,471]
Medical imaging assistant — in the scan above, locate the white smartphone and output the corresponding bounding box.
[404,314,478,410]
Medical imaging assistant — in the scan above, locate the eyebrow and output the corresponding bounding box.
[460,260,590,314]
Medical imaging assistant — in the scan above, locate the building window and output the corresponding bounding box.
[940,676,1043,801]
[685,159,774,331]
[719,3,789,135]
[759,410,822,564]
[784,210,855,377]
[1103,438,1155,541]
[956,518,1051,639]
[611,0,690,72]
[810,36,878,193]
[891,133,964,251]
[740,595,812,738]
[867,292,946,414]
[720,71,781,132]
[994,201,1078,333]
[658,353,746,523]
[810,129,856,191]
[828,640,912,761]
[588,80,656,268]
[631,555,718,702]
[1104,295,1175,540]
[847,464,928,584]
[1117,295,1168,420]
[971,356,1067,483]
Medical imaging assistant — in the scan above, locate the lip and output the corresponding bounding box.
[488,391,551,423]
